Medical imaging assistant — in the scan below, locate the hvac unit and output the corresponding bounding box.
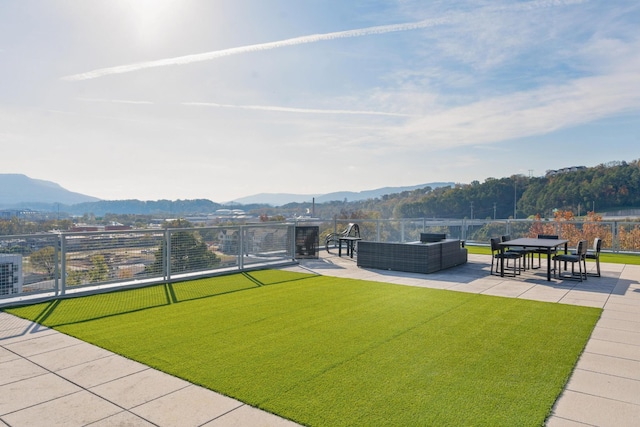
[0,254,23,295]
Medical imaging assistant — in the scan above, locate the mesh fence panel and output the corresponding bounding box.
[0,234,60,297]
[241,224,293,266]
[63,230,165,288]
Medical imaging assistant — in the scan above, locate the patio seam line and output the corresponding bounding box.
[0,370,50,388]
[14,342,112,365]
[47,352,127,372]
[573,365,640,382]
[3,348,139,416]
[546,414,595,426]
[0,387,84,417]
[606,301,640,309]
[593,325,640,336]
[91,409,159,427]
[0,327,52,343]
[83,365,153,389]
[0,325,53,343]
[564,386,640,407]
[597,320,640,331]
[204,402,249,425]
[583,350,640,363]
[123,382,194,411]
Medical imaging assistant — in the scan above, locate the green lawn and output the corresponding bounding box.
[5,271,601,426]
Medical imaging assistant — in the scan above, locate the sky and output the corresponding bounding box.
[1,0,639,203]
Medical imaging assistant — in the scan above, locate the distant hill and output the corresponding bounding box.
[0,174,455,215]
[64,199,223,216]
[231,182,455,206]
[0,174,100,208]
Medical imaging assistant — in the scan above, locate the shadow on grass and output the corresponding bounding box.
[4,271,318,329]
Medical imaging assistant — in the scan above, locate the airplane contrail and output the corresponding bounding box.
[183,102,414,117]
[62,17,453,81]
[61,0,583,82]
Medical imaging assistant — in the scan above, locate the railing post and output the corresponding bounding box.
[60,234,66,296]
[55,236,60,297]
[165,229,171,282]
[290,224,296,260]
[238,226,244,270]
[461,218,466,242]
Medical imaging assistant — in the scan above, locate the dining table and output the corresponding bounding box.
[499,237,569,281]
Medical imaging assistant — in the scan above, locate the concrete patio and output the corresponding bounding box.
[1,252,639,426]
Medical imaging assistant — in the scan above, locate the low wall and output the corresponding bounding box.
[356,240,467,274]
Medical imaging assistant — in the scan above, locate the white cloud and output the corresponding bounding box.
[395,68,640,149]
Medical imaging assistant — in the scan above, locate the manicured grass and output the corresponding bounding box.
[466,243,640,265]
[5,271,601,426]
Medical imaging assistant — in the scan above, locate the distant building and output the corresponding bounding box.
[69,223,131,232]
[545,166,587,177]
[0,209,38,219]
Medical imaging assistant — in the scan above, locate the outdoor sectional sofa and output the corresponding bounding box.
[356,233,467,274]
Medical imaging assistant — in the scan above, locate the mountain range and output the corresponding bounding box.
[230,183,455,205]
[0,174,455,212]
[0,174,100,208]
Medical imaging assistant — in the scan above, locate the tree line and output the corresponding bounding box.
[280,160,640,220]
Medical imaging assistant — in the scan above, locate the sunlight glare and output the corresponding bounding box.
[123,0,183,46]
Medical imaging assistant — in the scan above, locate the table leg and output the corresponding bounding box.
[338,239,343,257]
[500,247,505,277]
[546,248,552,281]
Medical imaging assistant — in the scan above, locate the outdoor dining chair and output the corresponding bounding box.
[572,237,602,277]
[501,235,533,269]
[553,239,588,281]
[490,237,522,277]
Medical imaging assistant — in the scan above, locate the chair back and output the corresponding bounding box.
[576,240,588,257]
[501,235,511,242]
[490,237,501,252]
[593,237,602,253]
[342,223,360,238]
[538,234,559,239]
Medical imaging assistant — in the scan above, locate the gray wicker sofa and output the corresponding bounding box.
[356,236,467,274]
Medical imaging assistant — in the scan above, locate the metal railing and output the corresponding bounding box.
[0,224,296,306]
[2,217,639,306]
[299,217,640,254]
